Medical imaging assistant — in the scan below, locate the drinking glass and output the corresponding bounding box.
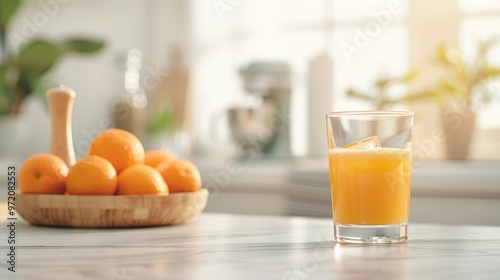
[326,111,413,243]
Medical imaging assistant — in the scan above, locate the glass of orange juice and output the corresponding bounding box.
[326,111,413,243]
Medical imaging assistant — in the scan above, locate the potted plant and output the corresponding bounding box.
[0,0,104,157]
[346,71,434,110]
[431,39,500,160]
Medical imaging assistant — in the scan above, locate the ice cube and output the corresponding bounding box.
[344,135,381,150]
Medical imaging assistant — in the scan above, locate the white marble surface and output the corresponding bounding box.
[1,213,500,280]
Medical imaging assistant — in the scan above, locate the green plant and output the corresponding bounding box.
[346,71,434,110]
[147,98,176,134]
[431,39,500,108]
[0,0,104,116]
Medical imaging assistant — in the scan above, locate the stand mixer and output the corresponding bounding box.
[228,62,292,158]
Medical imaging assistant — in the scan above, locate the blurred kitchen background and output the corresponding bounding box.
[1,0,499,225]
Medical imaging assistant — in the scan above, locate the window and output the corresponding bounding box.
[190,0,500,159]
[460,1,500,130]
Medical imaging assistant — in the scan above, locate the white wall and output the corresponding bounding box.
[7,0,189,159]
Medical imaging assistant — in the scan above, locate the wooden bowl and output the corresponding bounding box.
[16,189,208,228]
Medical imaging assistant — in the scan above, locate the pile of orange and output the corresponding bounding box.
[19,129,202,196]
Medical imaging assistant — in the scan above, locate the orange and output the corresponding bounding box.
[66,156,117,195]
[116,165,168,195]
[88,128,144,173]
[19,153,68,194]
[144,150,175,168]
[157,159,202,193]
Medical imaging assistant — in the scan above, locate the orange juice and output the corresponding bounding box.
[328,148,412,225]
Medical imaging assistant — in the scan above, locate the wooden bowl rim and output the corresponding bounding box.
[16,189,208,227]
[16,189,208,198]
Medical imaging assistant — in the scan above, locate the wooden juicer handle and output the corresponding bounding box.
[46,87,76,167]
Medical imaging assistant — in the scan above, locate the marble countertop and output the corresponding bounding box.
[1,213,500,280]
